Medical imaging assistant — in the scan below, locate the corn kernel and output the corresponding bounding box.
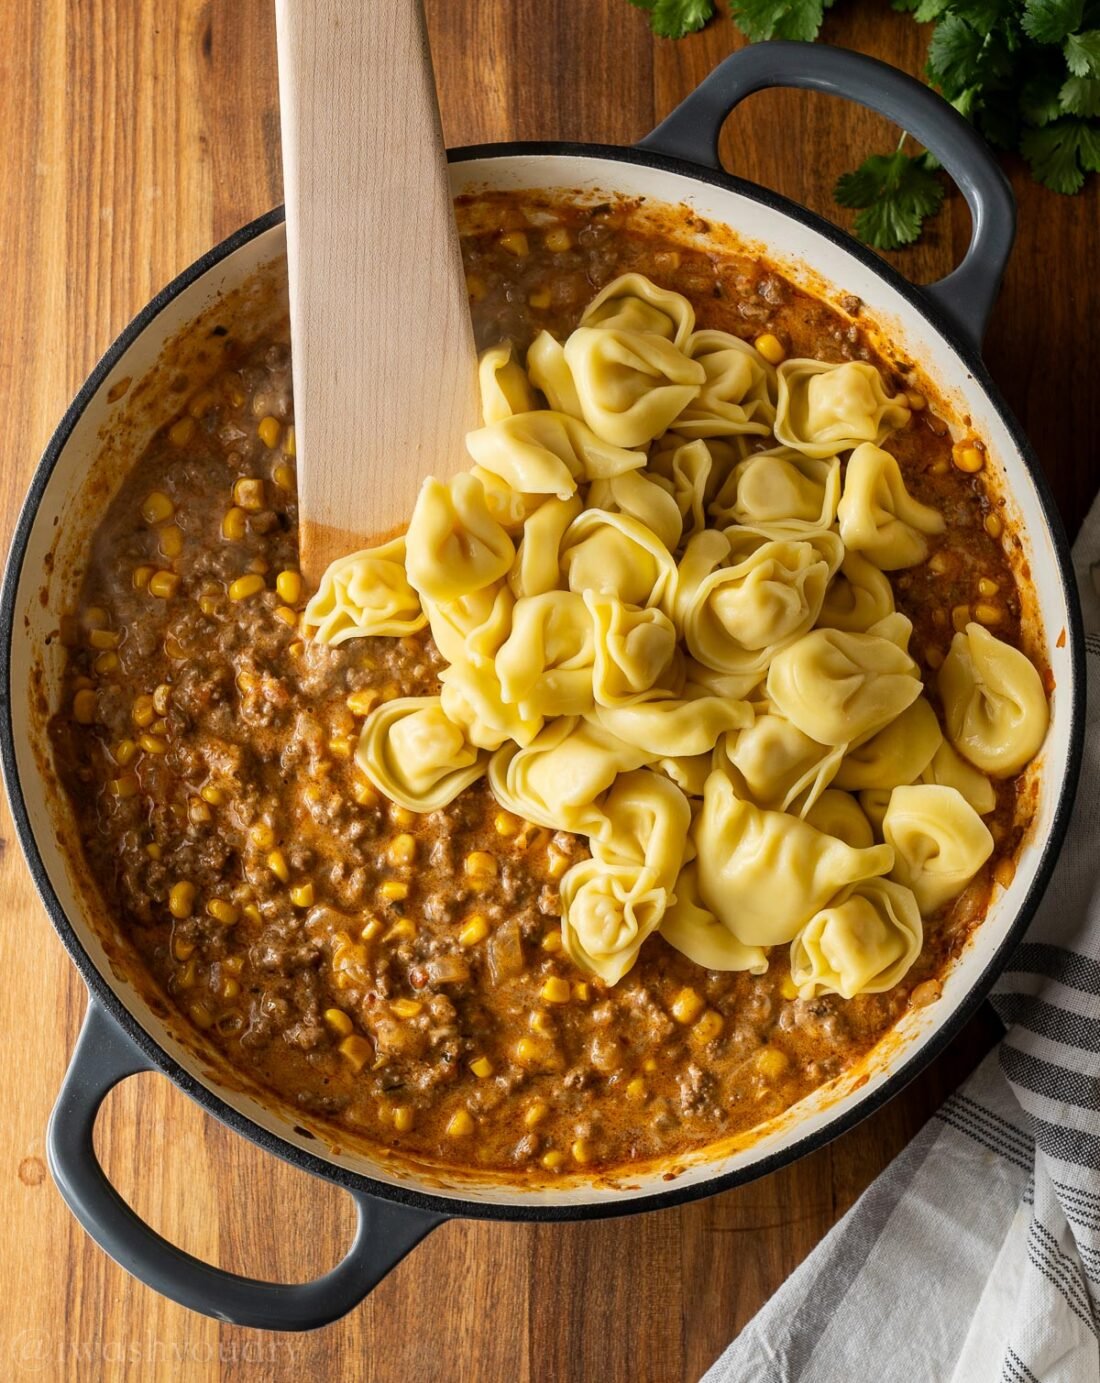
[541,1150,566,1171]
[324,1008,353,1037]
[571,1138,592,1165]
[200,783,226,806]
[905,390,927,411]
[529,1010,555,1038]
[176,959,197,989]
[643,1057,657,1073]
[275,570,302,605]
[465,850,497,880]
[83,606,108,629]
[172,936,195,961]
[228,573,265,601]
[380,880,409,901]
[545,226,571,253]
[347,688,381,717]
[148,571,179,600]
[691,1009,724,1045]
[157,524,183,559]
[528,287,552,310]
[974,602,1003,625]
[572,982,590,1003]
[541,929,563,953]
[113,737,138,767]
[978,577,1000,597]
[393,1106,415,1133]
[493,810,519,837]
[290,882,315,908]
[138,733,168,755]
[258,416,281,449]
[250,822,275,850]
[222,506,247,542]
[447,1109,474,1137]
[88,628,119,650]
[391,997,423,1019]
[952,603,971,634]
[242,903,262,925]
[499,230,529,257]
[168,881,196,919]
[168,417,195,447]
[221,977,241,1002]
[189,1001,214,1030]
[266,849,289,883]
[130,698,156,736]
[360,917,383,942]
[545,847,569,879]
[273,462,296,492]
[72,688,97,724]
[670,987,705,1025]
[145,841,162,860]
[282,425,296,457]
[466,272,487,301]
[391,805,417,828]
[928,551,951,576]
[206,898,239,926]
[984,512,1003,539]
[93,651,119,675]
[132,564,155,590]
[469,1056,493,1079]
[385,917,417,942]
[780,974,800,1001]
[515,1037,546,1067]
[460,915,490,947]
[353,778,380,807]
[993,856,1016,889]
[754,1046,790,1080]
[233,477,265,511]
[388,833,417,866]
[626,1077,647,1102]
[542,976,571,1005]
[338,1035,373,1071]
[925,646,944,670]
[955,445,985,473]
[525,1100,549,1128]
[754,332,786,365]
[142,490,175,525]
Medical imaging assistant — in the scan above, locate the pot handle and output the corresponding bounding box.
[48,999,444,1330]
[637,41,1016,351]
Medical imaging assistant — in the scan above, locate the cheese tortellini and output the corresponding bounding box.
[301,270,1046,997]
[939,622,1050,777]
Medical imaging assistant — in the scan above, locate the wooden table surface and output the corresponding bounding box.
[1,3,1095,1379]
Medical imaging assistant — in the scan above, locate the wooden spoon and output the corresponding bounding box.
[275,0,481,585]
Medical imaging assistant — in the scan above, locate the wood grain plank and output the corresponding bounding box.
[0,1,1090,1380]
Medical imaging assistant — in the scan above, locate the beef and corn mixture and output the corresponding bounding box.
[51,196,1034,1178]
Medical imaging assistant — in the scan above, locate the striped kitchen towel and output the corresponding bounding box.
[704,492,1100,1383]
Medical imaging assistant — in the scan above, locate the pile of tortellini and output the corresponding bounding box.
[302,273,1050,1000]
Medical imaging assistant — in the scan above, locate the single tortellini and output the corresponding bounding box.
[725,713,843,814]
[423,583,514,668]
[562,327,705,449]
[508,496,583,598]
[817,550,896,633]
[580,272,695,347]
[803,789,875,850]
[405,473,515,602]
[709,449,840,537]
[833,697,943,792]
[920,740,997,816]
[693,771,894,947]
[586,470,683,553]
[466,410,644,498]
[766,625,921,747]
[302,538,425,644]
[775,359,911,460]
[646,438,713,542]
[586,593,678,707]
[356,697,487,811]
[938,622,1049,777]
[837,443,946,570]
[438,660,542,751]
[560,860,668,986]
[477,342,537,424]
[790,878,922,999]
[674,330,777,440]
[590,689,753,758]
[660,863,769,973]
[488,718,651,832]
[495,592,595,718]
[589,769,691,889]
[676,529,840,676]
[561,509,677,613]
[883,784,994,914]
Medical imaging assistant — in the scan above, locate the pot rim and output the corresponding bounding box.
[0,140,1085,1224]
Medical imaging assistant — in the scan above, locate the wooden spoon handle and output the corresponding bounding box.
[275,0,481,583]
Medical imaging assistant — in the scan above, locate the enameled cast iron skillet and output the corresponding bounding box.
[0,44,1085,1329]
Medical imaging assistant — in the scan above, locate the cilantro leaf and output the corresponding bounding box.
[926,15,990,94]
[728,0,831,42]
[1020,117,1100,190]
[1059,73,1100,112]
[834,150,945,250]
[910,0,953,19]
[1065,28,1100,73]
[1021,0,1084,44]
[626,0,716,37]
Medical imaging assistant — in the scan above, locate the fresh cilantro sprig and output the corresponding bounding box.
[624,0,1100,248]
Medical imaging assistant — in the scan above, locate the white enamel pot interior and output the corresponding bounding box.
[0,44,1085,1330]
